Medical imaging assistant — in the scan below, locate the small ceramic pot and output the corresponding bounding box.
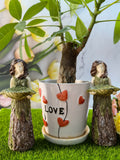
[39,80,90,140]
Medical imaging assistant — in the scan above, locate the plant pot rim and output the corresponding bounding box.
[39,80,90,85]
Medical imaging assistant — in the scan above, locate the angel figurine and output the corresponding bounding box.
[88,60,119,146]
[0,59,35,151]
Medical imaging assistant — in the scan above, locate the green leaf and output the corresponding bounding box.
[0,35,21,59]
[51,26,70,37]
[66,0,93,4]
[114,12,120,44]
[48,0,59,21]
[0,70,10,76]
[9,0,22,20]
[65,31,73,42]
[32,26,70,49]
[29,64,43,75]
[24,35,32,58]
[67,0,82,4]
[29,43,55,65]
[70,3,79,16]
[14,21,26,32]
[27,19,47,26]
[19,36,22,59]
[75,17,88,41]
[69,25,76,30]
[23,1,47,21]
[0,64,10,73]
[27,27,45,37]
[85,0,94,3]
[40,0,49,10]
[0,23,17,51]
[0,75,10,91]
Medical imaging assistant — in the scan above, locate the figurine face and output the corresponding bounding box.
[14,62,24,78]
[96,63,105,77]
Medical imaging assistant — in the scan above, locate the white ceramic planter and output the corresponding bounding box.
[39,80,90,144]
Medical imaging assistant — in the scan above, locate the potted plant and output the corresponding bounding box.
[38,0,120,145]
[0,0,120,145]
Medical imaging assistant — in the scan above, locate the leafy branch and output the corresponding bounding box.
[95,19,120,23]
[98,0,120,14]
[0,0,120,79]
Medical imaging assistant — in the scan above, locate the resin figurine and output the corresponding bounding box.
[0,59,35,151]
[88,60,119,146]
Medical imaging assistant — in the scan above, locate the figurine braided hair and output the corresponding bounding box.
[9,59,28,79]
[90,60,108,78]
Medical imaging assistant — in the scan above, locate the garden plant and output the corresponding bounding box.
[0,0,120,84]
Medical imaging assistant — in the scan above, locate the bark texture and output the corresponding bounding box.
[8,98,34,151]
[92,95,117,146]
[91,77,117,146]
[57,42,78,83]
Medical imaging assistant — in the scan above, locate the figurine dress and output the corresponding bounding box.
[90,76,117,146]
[1,77,35,151]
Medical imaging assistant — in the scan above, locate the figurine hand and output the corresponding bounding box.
[112,91,117,95]
[27,95,32,99]
[89,91,96,95]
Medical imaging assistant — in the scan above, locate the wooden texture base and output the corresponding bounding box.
[8,98,34,151]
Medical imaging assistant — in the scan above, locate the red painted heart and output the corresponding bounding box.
[39,88,42,97]
[79,96,85,104]
[57,117,69,127]
[43,118,48,127]
[42,96,48,104]
[56,90,68,101]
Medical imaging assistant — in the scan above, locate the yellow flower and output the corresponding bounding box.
[14,46,35,63]
[47,60,60,80]
[114,111,120,134]
[54,37,63,52]
[31,80,41,103]
[31,28,48,42]
[5,0,21,10]
[4,0,10,10]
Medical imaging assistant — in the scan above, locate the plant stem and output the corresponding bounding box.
[64,0,80,19]
[40,76,49,80]
[30,16,59,20]
[96,19,120,23]
[22,34,31,39]
[19,36,23,59]
[81,0,94,17]
[57,0,65,45]
[61,6,84,15]
[98,0,119,14]
[94,0,98,8]
[76,0,104,54]
[26,25,60,28]
[0,8,6,13]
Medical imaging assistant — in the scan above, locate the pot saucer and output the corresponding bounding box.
[42,125,90,145]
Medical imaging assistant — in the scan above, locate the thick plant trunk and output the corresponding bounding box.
[8,98,34,151]
[92,95,117,146]
[57,42,78,83]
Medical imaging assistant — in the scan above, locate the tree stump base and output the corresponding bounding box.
[8,98,34,151]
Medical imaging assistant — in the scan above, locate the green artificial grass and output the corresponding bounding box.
[0,109,120,160]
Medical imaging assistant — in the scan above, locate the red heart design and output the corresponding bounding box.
[42,96,48,104]
[43,118,48,127]
[79,96,85,104]
[56,90,68,101]
[57,117,69,127]
[39,88,42,97]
